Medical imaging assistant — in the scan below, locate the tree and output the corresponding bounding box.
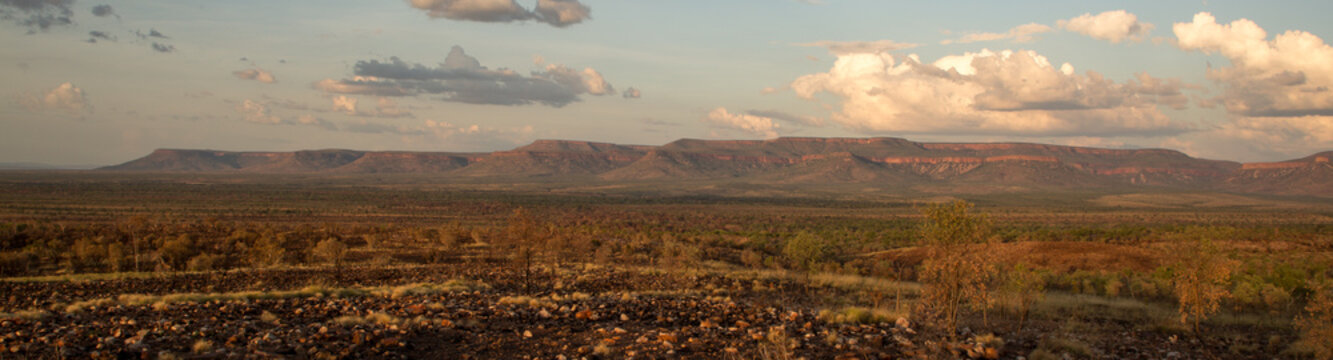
[1169,226,1239,333]
[916,200,995,335]
[783,231,831,274]
[506,208,545,292]
[249,233,286,268]
[159,234,197,271]
[314,238,349,282]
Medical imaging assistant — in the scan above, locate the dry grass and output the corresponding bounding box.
[0,309,50,320]
[817,306,908,325]
[334,311,401,326]
[191,340,213,354]
[58,279,487,313]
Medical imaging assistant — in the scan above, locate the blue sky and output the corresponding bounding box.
[3,0,1333,165]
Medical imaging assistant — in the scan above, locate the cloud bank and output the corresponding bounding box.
[315,45,621,108]
[787,48,1191,137]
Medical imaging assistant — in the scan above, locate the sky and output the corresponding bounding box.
[3,0,1333,166]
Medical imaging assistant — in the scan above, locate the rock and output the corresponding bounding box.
[523,330,533,338]
[620,313,629,322]
[538,309,552,318]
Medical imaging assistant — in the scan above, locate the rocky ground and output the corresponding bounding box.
[0,264,1298,359]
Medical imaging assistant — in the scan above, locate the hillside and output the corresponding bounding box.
[100,137,1332,197]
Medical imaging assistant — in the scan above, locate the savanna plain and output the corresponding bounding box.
[0,172,1331,359]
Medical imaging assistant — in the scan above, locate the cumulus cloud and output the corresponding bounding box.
[20,82,89,114]
[794,40,919,55]
[407,0,591,28]
[787,48,1191,137]
[1169,12,1333,157]
[315,45,621,107]
[151,42,174,53]
[746,110,825,127]
[233,68,277,83]
[1059,10,1154,43]
[704,107,780,138]
[941,23,1053,45]
[0,0,73,31]
[1175,12,1333,117]
[535,63,613,95]
[622,87,641,99]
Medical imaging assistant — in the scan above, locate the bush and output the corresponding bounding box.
[917,200,995,334]
[782,231,831,273]
[1169,226,1239,333]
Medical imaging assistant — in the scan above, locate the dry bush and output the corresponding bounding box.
[917,200,995,334]
[1169,226,1240,333]
[1297,281,1333,360]
[1000,263,1047,330]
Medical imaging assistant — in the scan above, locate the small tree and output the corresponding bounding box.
[159,234,197,271]
[1169,226,1239,333]
[506,208,545,291]
[1001,263,1047,331]
[917,200,994,335]
[314,238,349,282]
[249,234,286,268]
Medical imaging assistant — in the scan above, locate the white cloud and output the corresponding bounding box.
[233,68,277,84]
[332,96,358,115]
[787,49,1191,137]
[1059,10,1154,43]
[536,63,614,95]
[20,82,89,114]
[1169,12,1333,158]
[703,107,780,138]
[941,23,1053,45]
[1175,12,1333,117]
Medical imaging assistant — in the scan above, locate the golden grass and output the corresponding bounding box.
[58,279,488,313]
[817,306,908,325]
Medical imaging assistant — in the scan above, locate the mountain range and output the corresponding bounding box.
[100,137,1333,197]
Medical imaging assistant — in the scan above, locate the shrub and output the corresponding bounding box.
[159,235,197,271]
[1169,226,1239,333]
[917,200,995,334]
[782,231,831,273]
